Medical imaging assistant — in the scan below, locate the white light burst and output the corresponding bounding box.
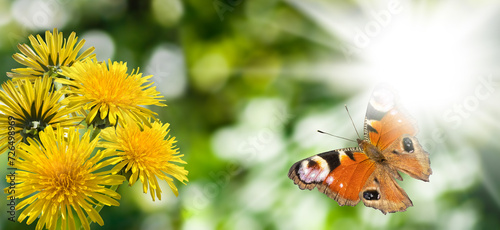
[285,0,500,226]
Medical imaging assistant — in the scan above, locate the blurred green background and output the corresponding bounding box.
[1,0,500,229]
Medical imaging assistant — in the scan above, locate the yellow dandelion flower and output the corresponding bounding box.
[7,28,95,80]
[12,125,125,230]
[100,120,188,201]
[57,59,166,127]
[0,77,82,154]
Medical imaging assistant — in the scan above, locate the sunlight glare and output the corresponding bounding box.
[364,6,482,110]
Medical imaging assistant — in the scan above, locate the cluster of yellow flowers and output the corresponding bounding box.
[1,29,188,230]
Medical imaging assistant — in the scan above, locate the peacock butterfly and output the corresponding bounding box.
[288,86,432,214]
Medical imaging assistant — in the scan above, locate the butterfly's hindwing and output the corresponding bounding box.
[360,166,413,214]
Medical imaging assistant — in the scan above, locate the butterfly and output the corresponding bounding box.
[288,86,432,214]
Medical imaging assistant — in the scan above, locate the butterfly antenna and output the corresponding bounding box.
[317,130,356,143]
[345,104,361,139]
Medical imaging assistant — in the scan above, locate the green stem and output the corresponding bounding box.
[90,127,101,141]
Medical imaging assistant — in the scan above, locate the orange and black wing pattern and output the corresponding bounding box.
[288,148,376,206]
[364,86,416,151]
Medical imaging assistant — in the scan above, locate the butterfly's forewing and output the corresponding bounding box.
[288,148,376,206]
[364,86,416,151]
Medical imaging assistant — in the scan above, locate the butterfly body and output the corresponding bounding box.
[288,86,432,214]
[358,139,385,162]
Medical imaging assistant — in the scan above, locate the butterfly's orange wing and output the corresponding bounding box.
[364,86,416,150]
[364,86,432,181]
[288,148,375,206]
[358,86,431,213]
